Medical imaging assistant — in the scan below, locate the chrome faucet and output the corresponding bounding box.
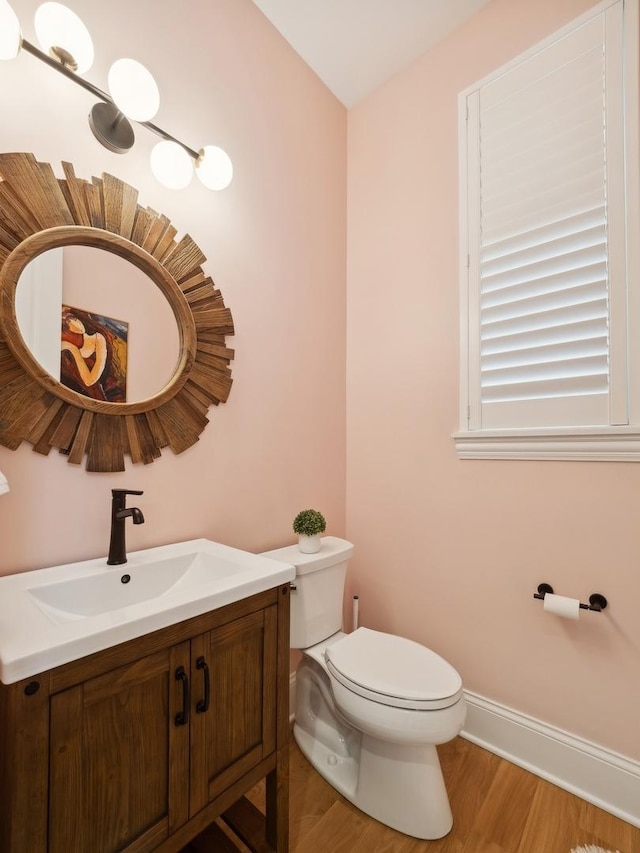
[107,489,145,566]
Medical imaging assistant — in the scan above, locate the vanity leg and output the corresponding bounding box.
[265,745,289,852]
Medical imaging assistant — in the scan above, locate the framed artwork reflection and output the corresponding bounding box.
[60,304,128,403]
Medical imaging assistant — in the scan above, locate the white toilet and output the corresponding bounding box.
[261,536,466,840]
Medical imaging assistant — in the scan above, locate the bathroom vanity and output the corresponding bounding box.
[0,540,294,852]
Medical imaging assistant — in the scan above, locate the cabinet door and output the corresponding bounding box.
[49,642,190,853]
[189,605,277,815]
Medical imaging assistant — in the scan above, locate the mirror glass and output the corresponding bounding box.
[15,246,181,403]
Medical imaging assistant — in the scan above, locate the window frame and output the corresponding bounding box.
[455,0,640,461]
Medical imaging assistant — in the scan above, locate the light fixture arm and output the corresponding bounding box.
[22,37,104,100]
[20,37,199,161]
[141,119,198,160]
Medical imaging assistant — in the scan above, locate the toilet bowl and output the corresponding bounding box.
[325,627,465,742]
[261,537,466,840]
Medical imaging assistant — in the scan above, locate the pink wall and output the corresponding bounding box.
[346,0,640,761]
[0,0,347,570]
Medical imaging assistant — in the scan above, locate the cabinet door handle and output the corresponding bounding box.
[175,666,189,726]
[196,656,210,713]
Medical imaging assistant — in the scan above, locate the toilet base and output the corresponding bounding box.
[294,655,457,840]
[293,720,359,801]
[293,721,454,840]
[356,734,453,839]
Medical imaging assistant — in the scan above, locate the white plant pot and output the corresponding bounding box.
[298,534,321,554]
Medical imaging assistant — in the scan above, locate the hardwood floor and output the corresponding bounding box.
[224,734,640,853]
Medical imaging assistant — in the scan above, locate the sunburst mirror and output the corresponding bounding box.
[0,153,234,472]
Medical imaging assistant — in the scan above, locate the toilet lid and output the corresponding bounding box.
[325,627,463,711]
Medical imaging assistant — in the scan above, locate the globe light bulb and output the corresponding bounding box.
[34,2,93,73]
[108,58,160,122]
[196,145,233,191]
[150,141,194,190]
[0,1,21,60]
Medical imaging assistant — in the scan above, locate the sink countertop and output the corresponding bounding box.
[0,538,295,684]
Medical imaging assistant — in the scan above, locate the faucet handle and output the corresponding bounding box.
[111,489,144,497]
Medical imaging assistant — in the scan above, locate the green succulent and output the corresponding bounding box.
[292,509,326,537]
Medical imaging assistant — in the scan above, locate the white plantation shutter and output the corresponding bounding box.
[462,2,629,433]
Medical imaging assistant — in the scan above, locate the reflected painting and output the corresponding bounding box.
[60,305,128,403]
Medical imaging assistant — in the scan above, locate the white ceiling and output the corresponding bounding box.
[251,0,492,107]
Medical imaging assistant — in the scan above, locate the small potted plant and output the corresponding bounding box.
[293,509,326,554]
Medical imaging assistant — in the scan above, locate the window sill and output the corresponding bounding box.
[453,428,640,461]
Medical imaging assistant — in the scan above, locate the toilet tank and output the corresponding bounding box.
[261,536,354,649]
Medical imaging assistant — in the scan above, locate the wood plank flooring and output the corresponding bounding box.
[217,734,640,853]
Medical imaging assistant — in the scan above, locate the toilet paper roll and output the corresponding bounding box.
[543,593,580,620]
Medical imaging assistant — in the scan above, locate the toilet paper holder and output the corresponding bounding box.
[533,583,608,612]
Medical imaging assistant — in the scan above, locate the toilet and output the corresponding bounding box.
[261,536,466,840]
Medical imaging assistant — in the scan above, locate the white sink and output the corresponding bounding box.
[27,551,241,622]
[0,539,295,684]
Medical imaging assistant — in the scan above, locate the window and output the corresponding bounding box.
[456,0,640,460]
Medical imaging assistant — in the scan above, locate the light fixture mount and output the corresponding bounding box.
[48,45,77,70]
[88,102,134,154]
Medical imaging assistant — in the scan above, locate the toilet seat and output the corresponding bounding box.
[325,627,463,711]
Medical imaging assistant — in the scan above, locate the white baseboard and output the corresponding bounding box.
[289,674,640,827]
[461,690,640,828]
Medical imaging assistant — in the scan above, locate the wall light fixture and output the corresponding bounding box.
[0,0,233,191]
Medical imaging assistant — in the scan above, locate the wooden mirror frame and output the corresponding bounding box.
[0,153,234,472]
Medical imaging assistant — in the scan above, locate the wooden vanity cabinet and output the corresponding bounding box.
[49,641,191,852]
[0,584,290,853]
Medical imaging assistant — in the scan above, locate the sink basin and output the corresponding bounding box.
[27,551,241,622]
[0,539,295,683]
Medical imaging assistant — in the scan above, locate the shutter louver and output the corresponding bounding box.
[477,20,611,427]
